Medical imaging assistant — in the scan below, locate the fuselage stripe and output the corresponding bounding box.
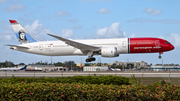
[128,38,130,53]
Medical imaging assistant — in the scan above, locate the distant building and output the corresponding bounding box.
[155,64,179,66]
[114,61,148,69]
[76,63,85,67]
[104,63,113,66]
[151,65,180,71]
[83,66,108,71]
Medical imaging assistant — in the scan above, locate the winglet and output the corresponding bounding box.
[9,20,18,24]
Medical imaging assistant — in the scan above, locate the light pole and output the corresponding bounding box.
[51,57,52,65]
[71,61,72,70]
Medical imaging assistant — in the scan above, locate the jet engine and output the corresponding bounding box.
[101,47,119,57]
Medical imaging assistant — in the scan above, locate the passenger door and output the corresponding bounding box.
[39,44,43,50]
[122,41,126,48]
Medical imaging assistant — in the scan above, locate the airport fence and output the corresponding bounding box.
[1,71,180,85]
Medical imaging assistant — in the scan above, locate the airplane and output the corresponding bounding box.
[25,67,43,71]
[7,20,174,62]
[114,68,121,71]
[108,66,121,71]
[108,66,113,71]
[35,67,43,71]
[0,65,27,71]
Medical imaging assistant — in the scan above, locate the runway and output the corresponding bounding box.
[1,71,180,78]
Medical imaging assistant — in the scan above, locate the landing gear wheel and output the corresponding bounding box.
[158,52,163,59]
[86,59,91,62]
[90,58,96,61]
[85,58,96,62]
[158,55,162,59]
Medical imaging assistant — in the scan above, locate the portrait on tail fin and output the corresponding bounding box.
[18,29,28,44]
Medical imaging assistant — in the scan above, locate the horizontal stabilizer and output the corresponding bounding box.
[5,44,30,49]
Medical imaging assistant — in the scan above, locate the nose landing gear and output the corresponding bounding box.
[158,52,163,59]
[158,55,162,59]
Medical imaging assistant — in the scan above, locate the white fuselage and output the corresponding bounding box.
[14,38,128,56]
[0,68,21,71]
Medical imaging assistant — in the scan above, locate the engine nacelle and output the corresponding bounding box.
[101,47,119,57]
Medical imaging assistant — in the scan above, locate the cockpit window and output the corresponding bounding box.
[165,41,170,44]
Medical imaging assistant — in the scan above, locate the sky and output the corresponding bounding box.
[0,0,180,65]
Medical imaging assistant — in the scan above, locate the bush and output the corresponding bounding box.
[0,82,180,100]
[0,75,130,85]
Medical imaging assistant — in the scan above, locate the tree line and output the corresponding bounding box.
[0,60,76,68]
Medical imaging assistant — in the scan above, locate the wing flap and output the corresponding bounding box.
[47,34,100,51]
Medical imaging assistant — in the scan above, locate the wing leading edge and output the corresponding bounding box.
[47,34,101,51]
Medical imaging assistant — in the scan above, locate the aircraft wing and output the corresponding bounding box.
[47,34,101,51]
[6,45,30,49]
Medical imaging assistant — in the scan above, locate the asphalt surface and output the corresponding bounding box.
[0,71,180,78]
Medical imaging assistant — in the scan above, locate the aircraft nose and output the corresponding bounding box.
[171,44,175,50]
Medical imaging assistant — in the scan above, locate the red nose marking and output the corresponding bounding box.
[171,45,174,50]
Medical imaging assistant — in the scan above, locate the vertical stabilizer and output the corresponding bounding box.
[20,65,27,70]
[9,20,38,44]
[108,66,113,71]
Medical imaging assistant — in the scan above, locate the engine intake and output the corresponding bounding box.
[101,47,119,57]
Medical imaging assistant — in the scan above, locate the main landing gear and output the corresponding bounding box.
[85,57,96,62]
[85,51,96,62]
[158,52,163,59]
